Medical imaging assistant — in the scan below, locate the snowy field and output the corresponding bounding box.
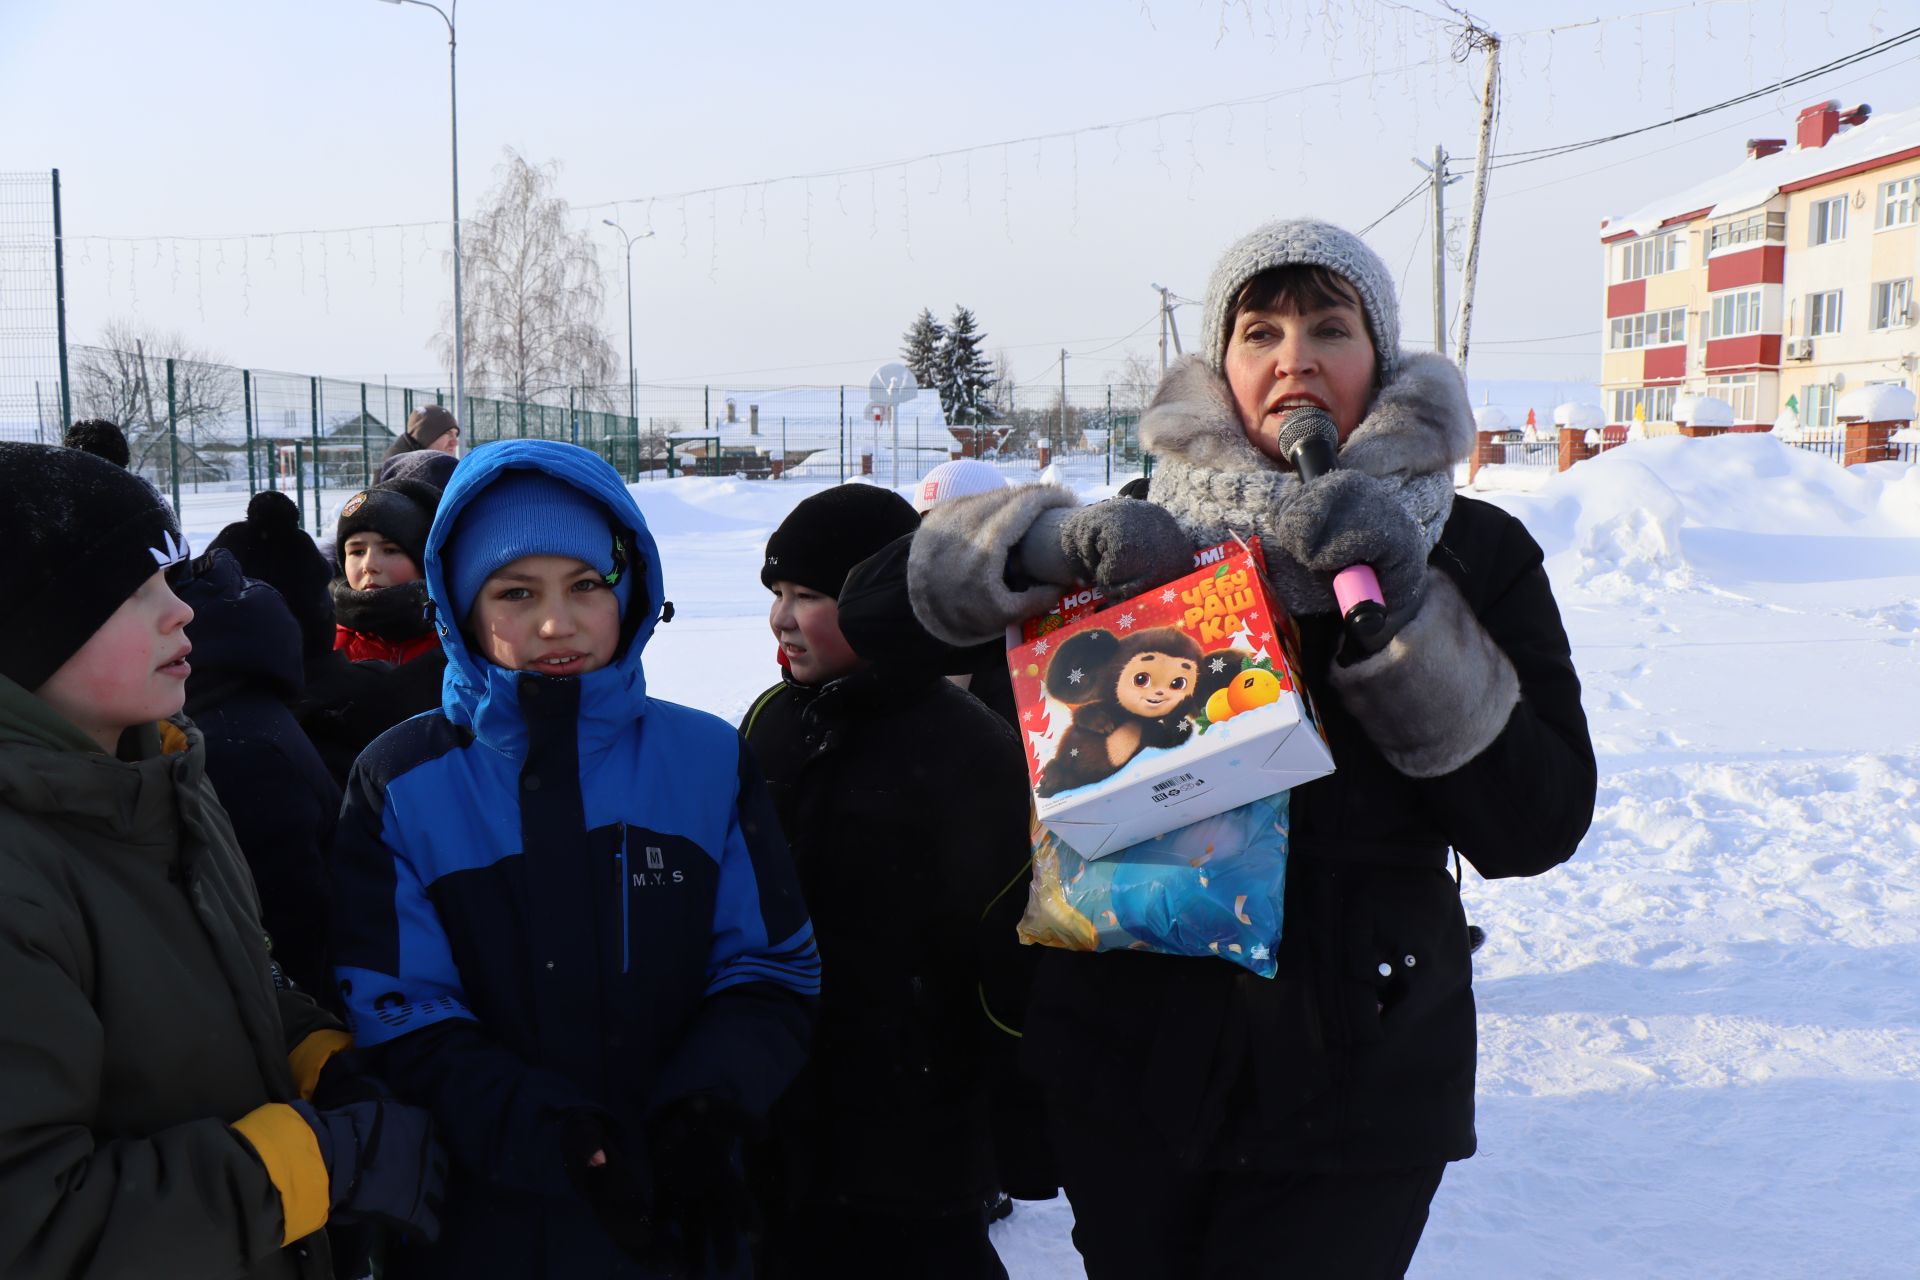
[172,436,1920,1278]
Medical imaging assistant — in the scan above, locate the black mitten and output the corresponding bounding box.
[290,1099,446,1242]
[559,1111,665,1265]
[648,1095,755,1279]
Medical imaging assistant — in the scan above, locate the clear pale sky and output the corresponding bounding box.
[2,0,1911,395]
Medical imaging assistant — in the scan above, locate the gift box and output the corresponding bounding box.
[1006,537,1333,860]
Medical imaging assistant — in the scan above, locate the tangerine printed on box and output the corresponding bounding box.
[1005,538,1335,860]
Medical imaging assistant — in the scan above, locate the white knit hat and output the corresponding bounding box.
[911,459,1009,514]
[1200,218,1401,386]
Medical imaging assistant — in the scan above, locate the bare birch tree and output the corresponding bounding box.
[72,320,239,484]
[440,149,620,412]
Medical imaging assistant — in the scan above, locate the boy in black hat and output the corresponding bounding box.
[0,442,444,1279]
[62,417,132,469]
[331,477,442,666]
[743,483,1037,1279]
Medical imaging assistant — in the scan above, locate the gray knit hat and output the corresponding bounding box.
[1200,218,1401,386]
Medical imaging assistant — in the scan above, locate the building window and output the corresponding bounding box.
[1618,232,1680,282]
[1610,385,1677,424]
[1707,374,1759,422]
[1609,306,1689,350]
[1802,382,1835,430]
[1806,290,1843,337]
[1870,279,1913,330]
[1710,288,1765,338]
[1707,210,1786,252]
[1810,196,1847,245]
[1878,177,1918,229]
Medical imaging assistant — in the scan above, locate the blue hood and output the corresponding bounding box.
[424,441,667,758]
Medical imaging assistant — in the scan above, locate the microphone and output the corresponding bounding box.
[1273,406,1391,652]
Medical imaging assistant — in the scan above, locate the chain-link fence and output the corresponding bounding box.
[63,347,1164,537]
[0,171,69,444]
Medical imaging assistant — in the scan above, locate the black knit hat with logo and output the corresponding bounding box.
[760,483,919,598]
[333,478,442,576]
[0,442,186,691]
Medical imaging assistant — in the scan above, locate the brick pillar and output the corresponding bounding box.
[769,456,785,479]
[860,450,873,476]
[1842,419,1898,466]
[950,449,965,461]
[1470,431,1505,483]
[1038,443,1052,468]
[1557,427,1596,472]
[1676,422,1728,439]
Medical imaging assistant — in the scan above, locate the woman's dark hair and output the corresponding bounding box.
[1225,264,1370,343]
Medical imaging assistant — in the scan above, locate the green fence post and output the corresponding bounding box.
[166,358,182,519]
[1105,386,1113,484]
[838,385,846,483]
[310,377,322,534]
[242,370,255,493]
[52,169,73,431]
[294,443,305,531]
[360,383,371,486]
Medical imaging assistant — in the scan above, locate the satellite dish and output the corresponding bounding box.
[869,362,919,406]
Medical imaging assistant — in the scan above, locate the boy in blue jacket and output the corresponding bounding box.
[330,441,819,1279]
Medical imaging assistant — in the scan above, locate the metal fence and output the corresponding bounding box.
[57,347,1161,536]
[0,171,68,443]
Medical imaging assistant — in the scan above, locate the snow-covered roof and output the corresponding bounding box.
[1474,406,1511,432]
[1554,402,1605,430]
[1836,383,1917,423]
[1675,394,1736,427]
[1603,102,1920,237]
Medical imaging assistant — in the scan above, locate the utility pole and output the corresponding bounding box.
[1429,146,1448,353]
[1456,28,1501,374]
[1059,348,1068,454]
[1151,284,1185,375]
[1155,285,1170,375]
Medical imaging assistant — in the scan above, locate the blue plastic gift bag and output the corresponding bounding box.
[1016,791,1290,977]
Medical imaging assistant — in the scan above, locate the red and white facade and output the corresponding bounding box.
[1600,101,1920,432]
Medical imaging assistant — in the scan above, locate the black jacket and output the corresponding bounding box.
[846,495,1594,1172]
[1024,496,1593,1171]
[179,550,344,1002]
[742,664,1037,1216]
[296,645,447,787]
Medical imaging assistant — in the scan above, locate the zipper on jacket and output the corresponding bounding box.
[617,828,631,975]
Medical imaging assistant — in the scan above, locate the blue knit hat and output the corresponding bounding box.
[446,469,635,621]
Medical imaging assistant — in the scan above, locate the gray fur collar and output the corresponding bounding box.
[1138,351,1475,479]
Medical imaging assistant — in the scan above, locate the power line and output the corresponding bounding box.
[1481,25,1920,171]
[1361,177,1432,235]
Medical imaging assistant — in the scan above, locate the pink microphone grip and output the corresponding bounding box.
[1332,564,1385,614]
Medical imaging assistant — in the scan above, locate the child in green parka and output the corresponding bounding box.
[0,443,446,1280]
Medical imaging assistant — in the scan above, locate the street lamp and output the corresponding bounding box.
[378,0,465,426]
[602,220,654,423]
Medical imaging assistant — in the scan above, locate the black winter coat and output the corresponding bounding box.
[179,550,343,1002]
[1024,496,1593,1172]
[296,647,447,787]
[844,494,1595,1173]
[742,665,1037,1216]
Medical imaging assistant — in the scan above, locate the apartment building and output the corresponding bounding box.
[1600,100,1920,432]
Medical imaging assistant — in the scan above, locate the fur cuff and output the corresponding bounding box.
[1328,570,1520,778]
[908,483,1082,647]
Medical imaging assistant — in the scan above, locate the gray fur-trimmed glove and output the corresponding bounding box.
[1268,470,1431,639]
[1018,500,1194,598]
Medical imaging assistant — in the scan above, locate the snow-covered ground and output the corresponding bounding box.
[172,436,1920,1277]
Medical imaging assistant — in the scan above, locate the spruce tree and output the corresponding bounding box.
[900,308,946,396]
[938,306,998,425]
